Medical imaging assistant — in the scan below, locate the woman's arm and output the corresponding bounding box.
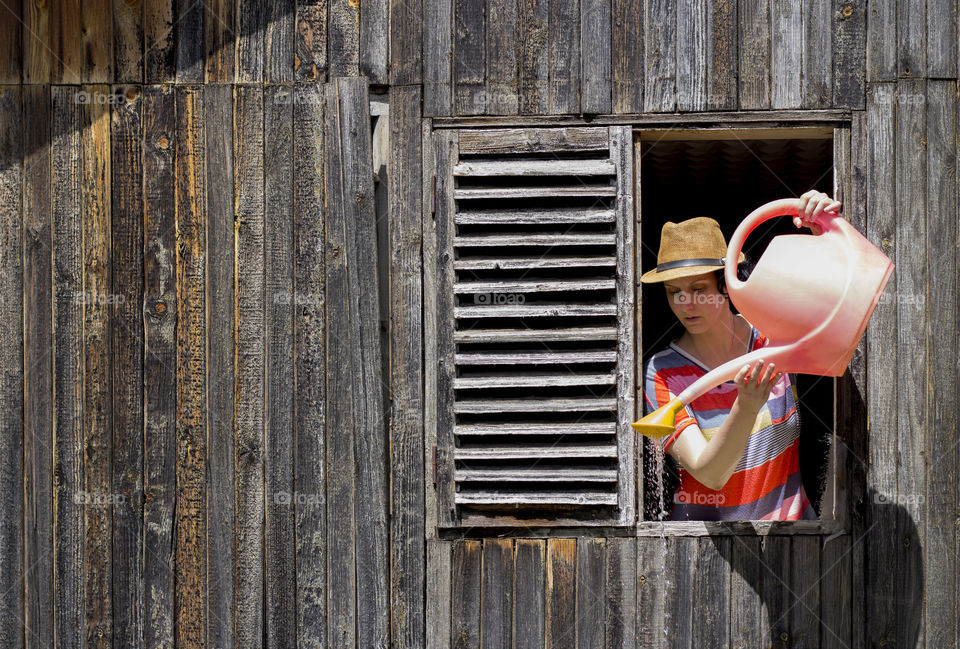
[667,360,782,490]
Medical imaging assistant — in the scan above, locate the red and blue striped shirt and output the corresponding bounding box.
[643,325,816,521]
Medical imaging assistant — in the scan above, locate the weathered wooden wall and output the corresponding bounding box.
[0,1,957,649]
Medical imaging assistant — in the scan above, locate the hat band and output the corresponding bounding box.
[656,257,725,272]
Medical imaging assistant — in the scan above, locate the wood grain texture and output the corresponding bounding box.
[581,0,611,113]
[361,0,389,82]
[548,0,580,113]
[206,0,237,83]
[203,82,236,649]
[481,539,514,649]
[820,535,851,649]
[51,85,84,649]
[267,0,295,82]
[516,0,548,114]
[237,0,266,82]
[801,0,830,108]
[612,0,642,113]
[789,536,820,647]
[924,79,958,649]
[390,84,426,649]
[604,537,636,649]
[544,538,576,649]
[175,0,205,81]
[663,537,695,649]
[110,83,144,649]
[487,0,520,115]
[113,0,143,82]
[424,0,453,114]
[0,1,21,82]
[866,0,895,82]
[141,85,176,649]
[832,0,865,109]
[84,1,113,81]
[80,84,113,649]
[927,0,957,77]
[576,538,605,649]
[293,83,326,649]
[758,536,789,649]
[264,84,296,649]
[454,0,486,114]
[738,0,770,109]
[22,84,53,649]
[864,81,898,649]
[145,0,176,82]
[770,0,801,108]
[0,85,24,648]
[729,536,761,649]
[452,540,482,649]
[643,0,675,112]
[329,0,360,77]
[692,538,728,647]
[234,84,265,649]
[174,85,207,649]
[53,0,83,83]
[390,0,423,84]
[706,0,736,110]
[636,537,665,649]
[23,0,50,82]
[676,0,706,112]
[896,0,925,77]
[514,540,546,649]
[426,539,452,649]
[295,0,327,82]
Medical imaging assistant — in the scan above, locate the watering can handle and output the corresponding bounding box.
[724,198,836,293]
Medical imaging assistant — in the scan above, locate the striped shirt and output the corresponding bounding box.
[643,325,816,521]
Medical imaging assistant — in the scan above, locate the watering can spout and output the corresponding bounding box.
[632,397,683,439]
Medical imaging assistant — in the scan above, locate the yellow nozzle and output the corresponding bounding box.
[631,397,684,439]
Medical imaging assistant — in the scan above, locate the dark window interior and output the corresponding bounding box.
[639,134,835,521]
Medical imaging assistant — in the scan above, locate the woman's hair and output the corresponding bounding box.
[715,255,755,313]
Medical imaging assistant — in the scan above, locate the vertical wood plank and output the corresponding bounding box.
[234,84,265,649]
[832,0,865,108]
[604,537,636,649]
[454,0,487,114]
[487,0,520,115]
[204,82,236,649]
[612,0,642,113]
[113,0,143,82]
[206,0,237,83]
[237,0,267,82]
[174,84,207,649]
[894,77,926,649]
[110,83,144,649]
[264,84,296,649]
[820,535,851,649]
[22,84,54,649]
[517,0,549,114]
[692,538,728,647]
[51,85,84,649]
[267,0,295,82]
[927,0,957,77]
[295,0,327,82]
[637,537,665,649]
[864,81,898,649]
[576,538,605,649]
[84,1,113,81]
[896,0,925,77]
[80,83,113,649]
[924,79,958,649]
[759,536,790,649]
[866,0,895,82]
[738,0,770,109]
[789,536,820,648]
[53,0,83,83]
[145,0,176,83]
[642,0,675,112]
[706,0,736,110]
[675,0,707,112]
[729,536,762,649]
[23,0,51,82]
[548,0,581,113]
[581,0,612,113]
[427,540,452,649]
[544,538,576,649]
[141,84,176,649]
[663,537,695,649]
[293,82,326,649]
[0,0,23,82]
[176,0,205,81]
[514,540,546,649]
[329,0,360,76]
[481,539,514,649]
[0,84,24,648]
[424,0,453,114]
[801,0,830,108]
[361,0,389,82]
[390,84,426,649]
[452,540,482,649]
[390,0,423,84]
[770,0,801,108]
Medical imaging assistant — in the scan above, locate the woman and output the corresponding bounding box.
[642,190,841,521]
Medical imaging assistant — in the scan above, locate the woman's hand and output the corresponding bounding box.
[734,360,782,412]
[793,190,842,234]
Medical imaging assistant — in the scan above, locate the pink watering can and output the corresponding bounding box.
[633,198,894,438]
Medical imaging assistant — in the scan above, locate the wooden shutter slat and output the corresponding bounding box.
[455,445,618,459]
[455,256,616,270]
[453,373,616,389]
[455,492,619,506]
[455,468,618,482]
[455,304,617,318]
[453,186,617,199]
[453,159,616,176]
[454,327,618,343]
[457,127,609,154]
[455,351,616,364]
[453,279,616,293]
[455,208,615,225]
[454,398,617,413]
[454,423,617,436]
[454,233,616,246]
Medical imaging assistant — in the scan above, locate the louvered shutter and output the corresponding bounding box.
[430,126,635,528]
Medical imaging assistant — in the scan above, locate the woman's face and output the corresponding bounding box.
[663,272,728,334]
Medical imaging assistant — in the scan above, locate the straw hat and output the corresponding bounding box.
[640,217,745,283]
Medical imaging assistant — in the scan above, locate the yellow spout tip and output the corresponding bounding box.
[631,397,684,439]
[630,421,676,438]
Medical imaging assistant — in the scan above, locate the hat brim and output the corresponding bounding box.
[639,252,746,284]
